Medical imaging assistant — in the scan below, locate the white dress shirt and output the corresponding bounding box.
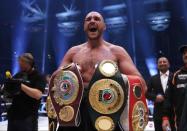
[160,70,169,93]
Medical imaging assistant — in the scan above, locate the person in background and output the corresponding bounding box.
[179,85,187,130]
[7,53,46,131]
[162,45,187,131]
[146,56,176,131]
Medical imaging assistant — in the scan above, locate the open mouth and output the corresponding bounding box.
[89,27,97,32]
[88,24,98,32]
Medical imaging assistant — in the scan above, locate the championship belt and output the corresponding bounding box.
[46,96,57,131]
[120,75,148,131]
[49,63,84,126]
[88,60,128,131]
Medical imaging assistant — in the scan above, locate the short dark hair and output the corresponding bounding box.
[179,45,187,54]
[18,53,35,67]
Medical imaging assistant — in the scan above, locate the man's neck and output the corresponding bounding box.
[87,38,104,48]
[160,70,169,74]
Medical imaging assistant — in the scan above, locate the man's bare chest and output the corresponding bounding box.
[73,50,117,71]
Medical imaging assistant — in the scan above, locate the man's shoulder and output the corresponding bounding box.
[31,70,46,83]
[173,69,182,77]
[172,69,182,85]
[107,43,126,53]
[66,43,86,55]
[69,43,85,51]
[108,43,124,50]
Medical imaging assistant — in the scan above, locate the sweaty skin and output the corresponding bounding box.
[60,11,147,92]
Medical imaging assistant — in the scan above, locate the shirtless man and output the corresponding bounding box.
[58,11,147,131]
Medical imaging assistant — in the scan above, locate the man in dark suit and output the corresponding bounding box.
[146,57,176,131]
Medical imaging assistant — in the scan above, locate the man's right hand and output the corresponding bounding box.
[155,94,165,103]
[162,119,170,131]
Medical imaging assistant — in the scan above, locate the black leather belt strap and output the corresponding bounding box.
[87,60,128,130]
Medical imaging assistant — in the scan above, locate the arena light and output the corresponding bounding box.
[21,0,46,23]
[12,0,49,74]
[20,0,47,32]
[105,16,128,33]
[145,58,157,76]
[144,0,168,5]
[41,0,49,73]
[103,3,127,33]
[146,11,170,31]
[57,21,80,36]
[56,4,81,37]
[103,3,126,16]
[12,22,28,75]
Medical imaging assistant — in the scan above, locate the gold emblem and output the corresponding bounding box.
[46,96,57,119]
[132,101,148,131]
[95,116,114,131]
[133,85,142,99]
[52,70,79,106]
[99,60,118,77]
[59,106,74,122]
[89,79,124,114]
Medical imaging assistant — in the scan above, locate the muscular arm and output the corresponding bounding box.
[59,46,81,67]
[60,48,74,67]
[112,46,147,92]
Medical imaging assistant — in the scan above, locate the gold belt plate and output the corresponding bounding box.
[95,116,114,131]
[59,106,74,122]
[99,60,118,77]
[132,101,148,131]
[89,79,125,114]
[46,96,57,119]
[52,70,79,106]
